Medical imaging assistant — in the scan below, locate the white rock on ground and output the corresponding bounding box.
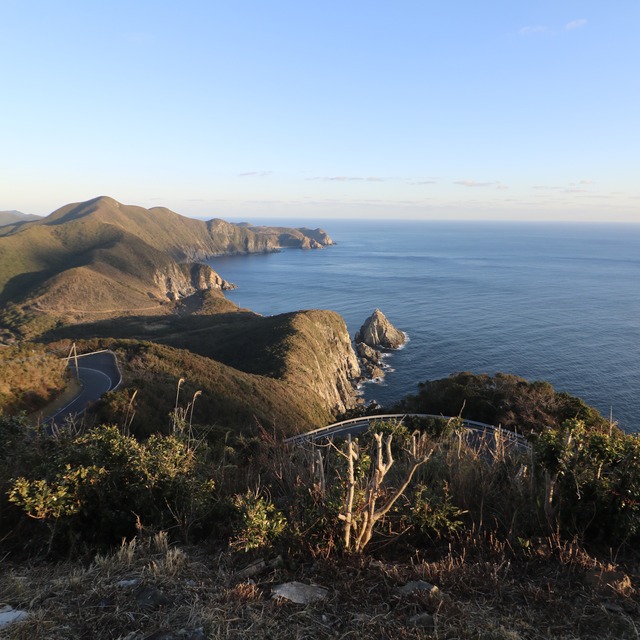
[0,604,29,628]
[271,581,329,604]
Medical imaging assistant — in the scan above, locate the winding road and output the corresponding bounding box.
[47,351,121,425]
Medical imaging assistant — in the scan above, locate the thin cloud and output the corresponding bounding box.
[566,18,587,31]
[454,180,497,188]
[310,176,383,182]
[409,180,437,185]
[309,175,399,183]
[238,171,273,177]
[519,25,552,36]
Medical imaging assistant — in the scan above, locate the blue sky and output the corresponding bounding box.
[1,1,639,222]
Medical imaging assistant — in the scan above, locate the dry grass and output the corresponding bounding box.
[1,533,638,639]
[0,345,67,414]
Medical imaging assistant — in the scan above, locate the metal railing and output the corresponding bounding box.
[64,348,122,391]
[285,413,530,449]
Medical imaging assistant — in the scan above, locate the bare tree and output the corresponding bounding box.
[340,430,433,553]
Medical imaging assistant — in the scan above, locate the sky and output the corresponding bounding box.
[1,1,639,222]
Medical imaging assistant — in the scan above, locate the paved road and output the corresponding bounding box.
[47,351,121,425]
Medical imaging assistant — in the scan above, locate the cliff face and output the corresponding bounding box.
[154,263,235,301]
[282,310,361,415]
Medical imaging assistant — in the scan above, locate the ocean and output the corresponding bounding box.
[208,220,640,433]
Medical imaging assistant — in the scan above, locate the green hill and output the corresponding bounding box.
[2,303,362,433]
[0,196,333,339]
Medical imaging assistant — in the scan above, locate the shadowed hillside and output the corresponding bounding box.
[43,304,362,427]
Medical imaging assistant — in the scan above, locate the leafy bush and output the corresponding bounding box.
[231,490,286,552]
[533,419,640,544]
[410,483,467,541]
[5,424,218,552]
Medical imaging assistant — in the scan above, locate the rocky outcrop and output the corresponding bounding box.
[355,309,406,349]
[356,342,384,379]
[355,309,406,383]
[205,220,334,256]
[188,263,235,291]
[154,263,235,301]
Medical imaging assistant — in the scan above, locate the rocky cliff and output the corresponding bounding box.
[242,224,335,251]
[355,309,406,350]
[276,310,362,415]
[355,309,406,383]
[154,263,235,301]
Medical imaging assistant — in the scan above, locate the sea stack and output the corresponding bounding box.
[355,309,406,350]
[355,309,406,383]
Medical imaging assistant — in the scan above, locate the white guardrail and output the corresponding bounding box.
[64,349,122,391]
[285,413,530,449]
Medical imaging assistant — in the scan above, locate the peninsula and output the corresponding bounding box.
[0,196,359,433]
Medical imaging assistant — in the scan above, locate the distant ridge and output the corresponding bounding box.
[0,210,40,226]
[0,196,334,339]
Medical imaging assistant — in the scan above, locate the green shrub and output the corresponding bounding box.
[231,490,286,552]
[533,419,640,544]
[5,424,219,552]
[410,483,467,541]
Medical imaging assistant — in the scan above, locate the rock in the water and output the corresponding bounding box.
[355,309,405,349]
[361,362,385,380]
[271,581,329,604]
[356,341,382,363]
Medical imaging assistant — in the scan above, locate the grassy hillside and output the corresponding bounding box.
[41,303,360,432]
[51,338,334,435]
[0,344,67,413]
[0,196,334,341]
[44,302,361,413]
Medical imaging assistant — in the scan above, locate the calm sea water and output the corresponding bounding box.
[208,221,640,433]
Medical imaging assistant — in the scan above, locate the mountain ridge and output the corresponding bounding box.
[0,196,333,339]
[0,210,40,226]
